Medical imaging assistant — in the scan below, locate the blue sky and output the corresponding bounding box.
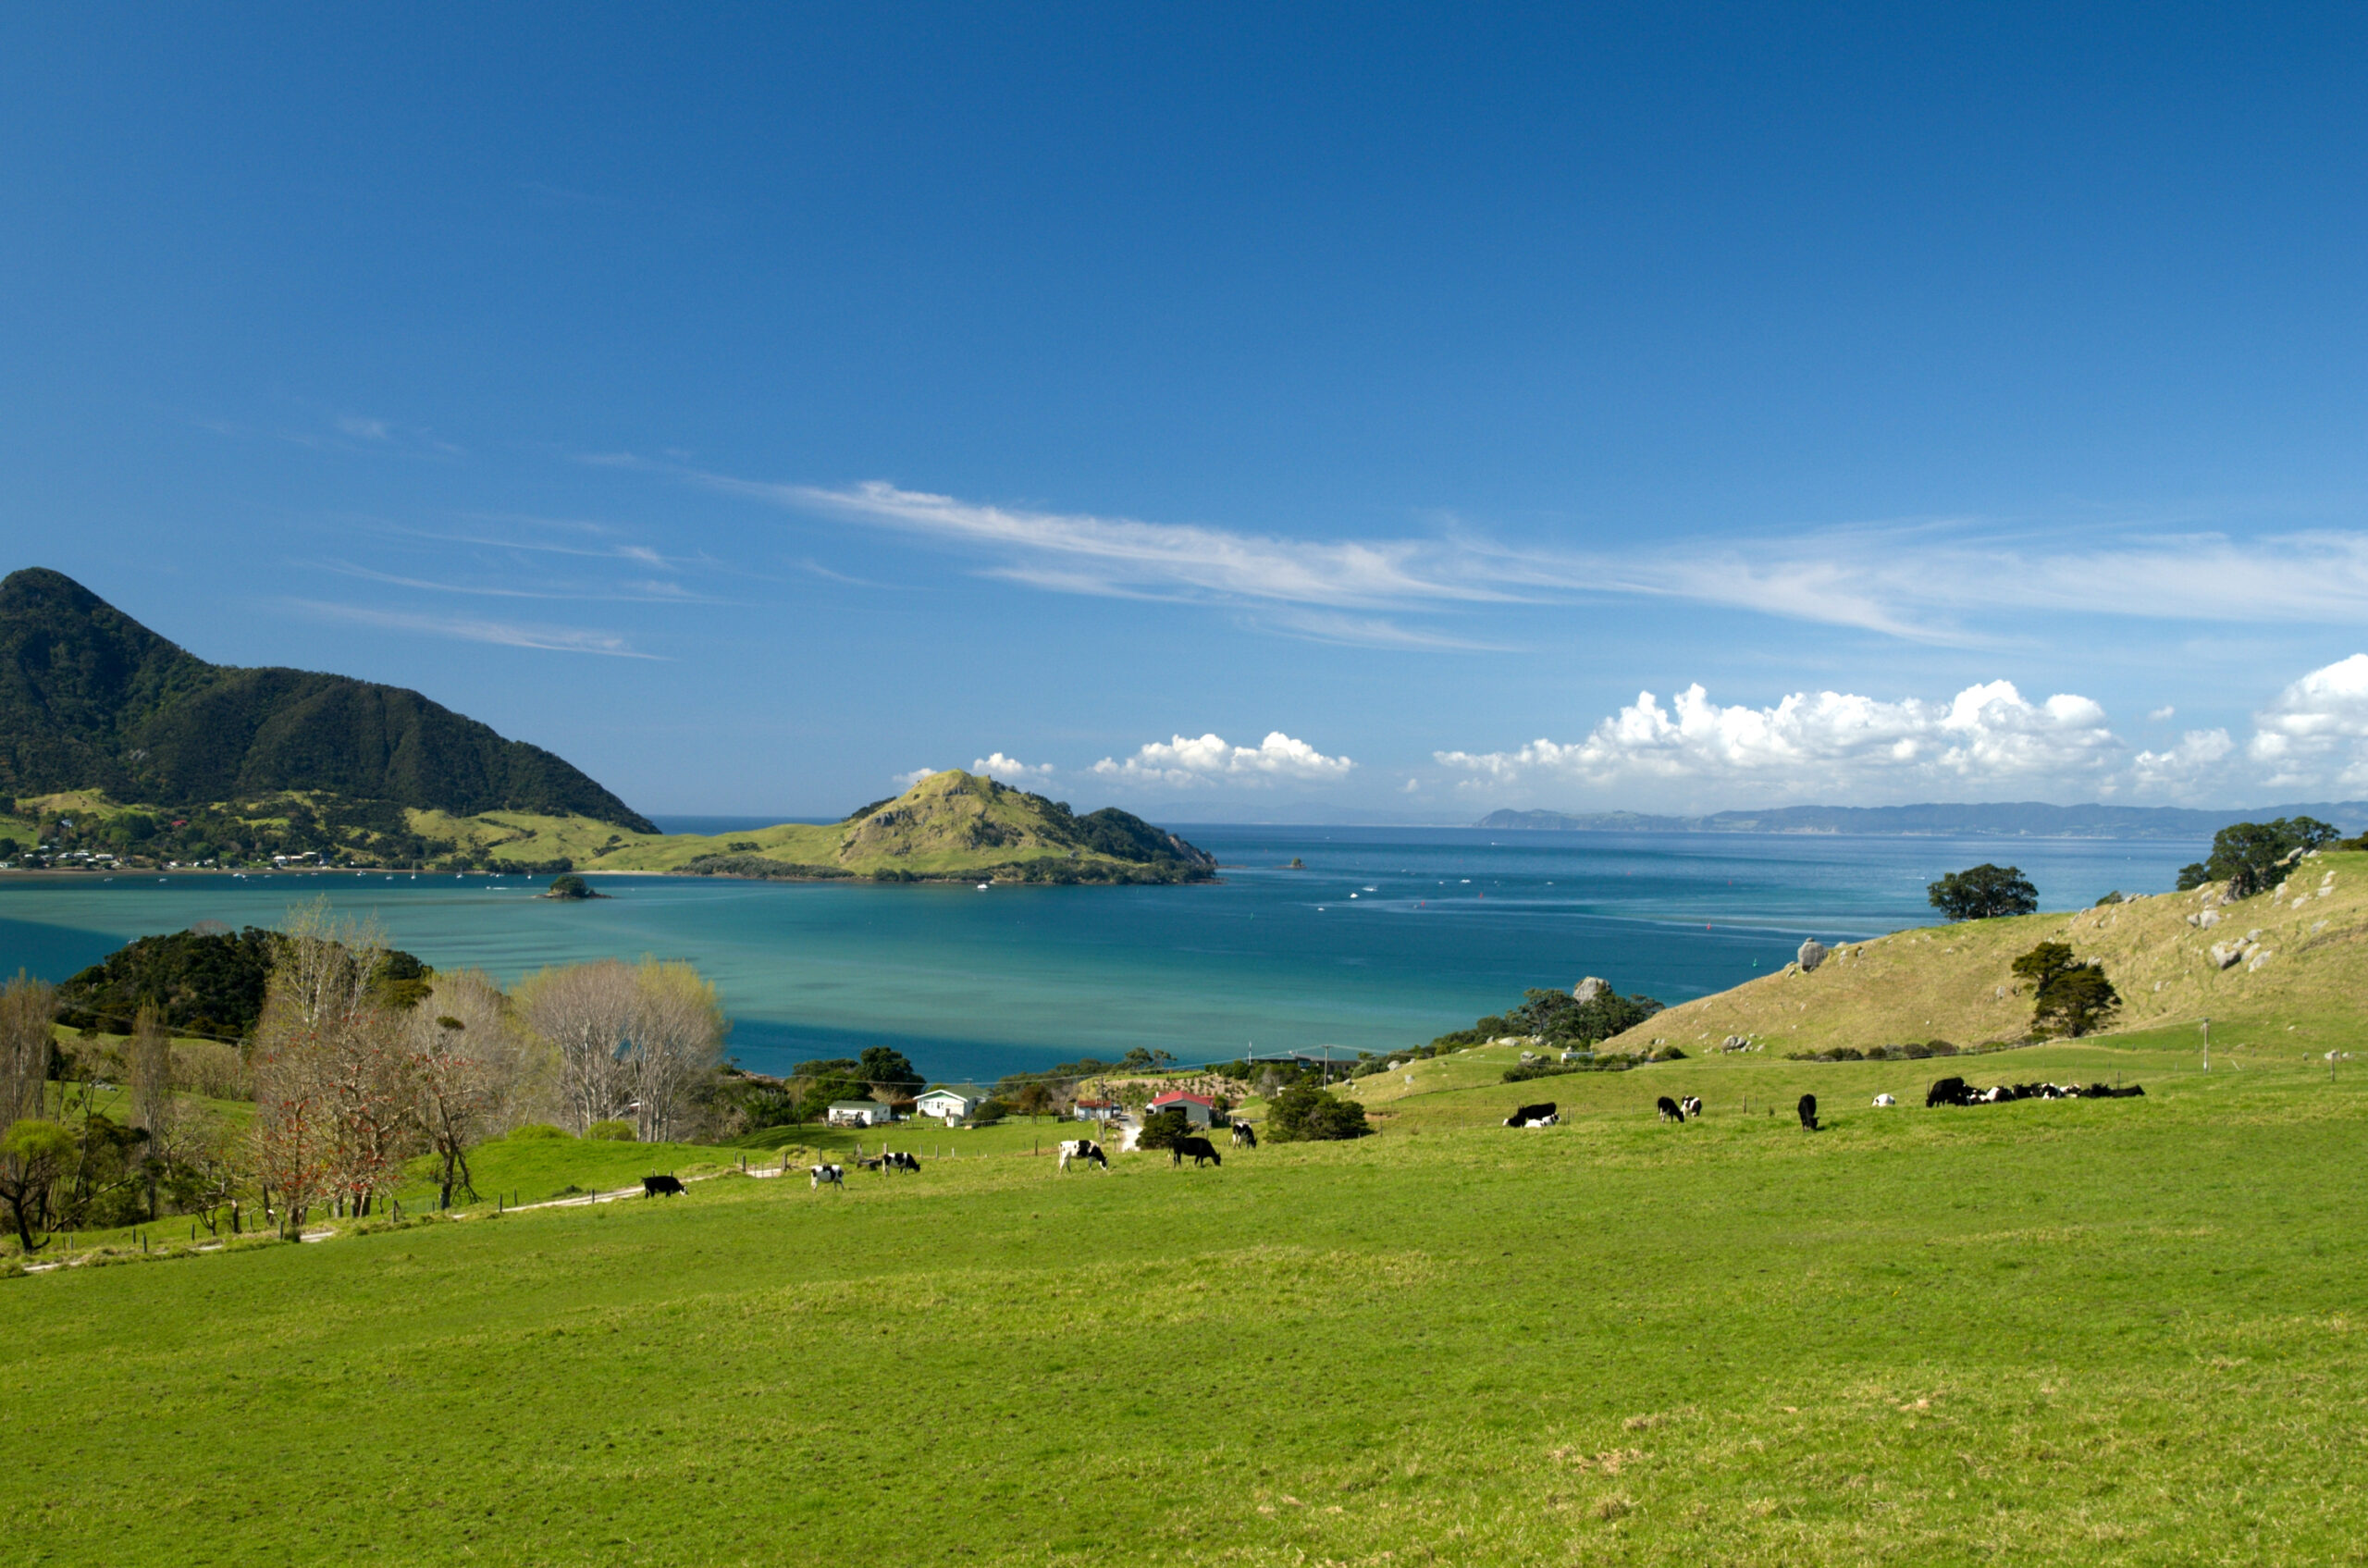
[5,5,2367,820]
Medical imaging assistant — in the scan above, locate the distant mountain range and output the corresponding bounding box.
[1474,801,2368,839]
[0,567,656,831]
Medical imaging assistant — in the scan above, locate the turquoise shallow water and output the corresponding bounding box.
[0,826,2205,1081]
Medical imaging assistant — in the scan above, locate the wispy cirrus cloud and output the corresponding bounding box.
[290,600,661,658]
[693,472,2368,648]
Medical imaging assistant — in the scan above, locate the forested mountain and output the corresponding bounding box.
[0,568,654,831]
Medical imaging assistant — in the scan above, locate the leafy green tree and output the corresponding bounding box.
[1116,1047,1177,1073]
[1508,986,1662,1046]
[2011,941,2121,1038]
[1928,864,2040,920]
[2175,818,2339,898]
[1265,1085,1372,1142]
[857,1046,924,1096]
[1134,1107,1190,1151]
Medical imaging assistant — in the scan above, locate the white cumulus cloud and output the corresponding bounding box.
[1092,732,1354,788]
[971,752,1056,783]
[1436,681,2121,799]
[2246,653,2368,790]
[891,767,940,789]
[2131,728,2236,792]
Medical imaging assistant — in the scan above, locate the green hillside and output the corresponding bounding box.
[1597,849,2367,1057]
[0,567,653,830]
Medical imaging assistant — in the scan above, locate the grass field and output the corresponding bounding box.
[3,1028,2363,1565]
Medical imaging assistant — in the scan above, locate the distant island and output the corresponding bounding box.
[1475,801,2368,839]
[0,568,1214,884]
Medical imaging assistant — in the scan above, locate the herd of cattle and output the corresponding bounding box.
[648,1068,2158,1198]
[1499,1074,2146,1134]
[1923,1076,2146,1106]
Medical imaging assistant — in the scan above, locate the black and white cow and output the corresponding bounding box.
[1797,1093,1819,1131]
[1057,1139,1108,1171]
[808,1163,845,1190]
[1230,1120,1258,1148]
[1505,1102,1558,1128]
[641,1174,685,1197]
[1170,1136,1222,1167]
[1657,1095,1684,1122]
[1680,1095,1703,1119]
[884,1151,921,1173]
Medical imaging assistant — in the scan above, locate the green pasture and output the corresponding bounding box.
[3,1038,2364,1565]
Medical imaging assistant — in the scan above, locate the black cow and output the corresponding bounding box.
[2088,1082,2146,1098]
[1680,1095,1703,1119]
[1797,1093,1819,1131]
[1657,1095,1684,1122]
[1230,1120,1258,1148]
[1505,1102,1558,1128]
[1927,1076,1972,1108]
[1171,1136,1222,1167]
[642,1174,685,1197]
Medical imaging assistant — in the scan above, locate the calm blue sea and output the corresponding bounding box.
[0,827,2204,1082]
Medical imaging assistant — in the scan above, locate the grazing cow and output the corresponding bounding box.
[1872,1093,1897,1107]
[884,1151,921,1173]
[1797,1093,1819,1130]
[1927,1076,1971,1108]
[1504,1103,1558,1128]
[808,1163,845,1190]
[1057,1139,1108,1171]
[1680,1095,1703,1119]
[1170,1136,1222,1168]
[1230,1120,1258,1148]
[1657,1095,1684,1122]
[641,1174,685,1198]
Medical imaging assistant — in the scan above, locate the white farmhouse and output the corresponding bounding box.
[826,1100,895,1128]
[914,1085,986,1123]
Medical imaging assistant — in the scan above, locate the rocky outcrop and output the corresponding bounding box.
[1797,939,1830,972]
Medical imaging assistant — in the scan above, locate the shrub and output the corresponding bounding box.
[547,873,594,899]
[1134,1108,1190,1151]
[586,1119,636,1142]
[1265,1085,1372,1142]
[507,1123,572,1141]
[971,1098,1009,1126]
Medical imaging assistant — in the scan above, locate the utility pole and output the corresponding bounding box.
[2201,1017,2210,1073]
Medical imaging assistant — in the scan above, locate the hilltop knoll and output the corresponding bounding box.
[591,769,1217,883]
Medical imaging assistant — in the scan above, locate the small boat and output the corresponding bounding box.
[976,883,990,890]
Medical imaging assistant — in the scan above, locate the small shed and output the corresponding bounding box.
[1146,1091,1217,1128]
[826,1100,894,1128]
[1073,1098,1120,1122]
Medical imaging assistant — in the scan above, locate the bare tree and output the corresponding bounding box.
[514,960,638,1133]
[129,1006,176,1219]
[627,960,726,1143]
[0,971,56,1126]
[403,970,533,1207]
[252,900,413,1228]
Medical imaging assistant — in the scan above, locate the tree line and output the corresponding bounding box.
[0,900,728,1249]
